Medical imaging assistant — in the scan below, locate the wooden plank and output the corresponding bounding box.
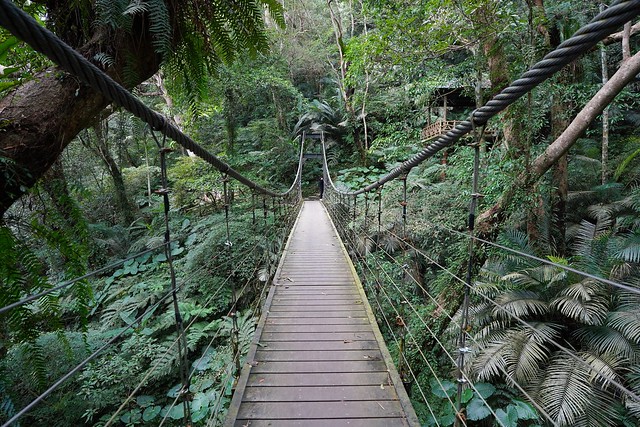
[270,301,364,307]
[267,305,366,312]
[262,325,372,333]
[242,385,398,402]
[256,341,380,351]
[254,349,383,361]
[234,419,409,427]
[249,360,388,373]
[259,332,376,341]
[245,372,392,387]
[275,292,361,297]
[236,401,405,419]
[265,317,370,325]
[266,310,367,318]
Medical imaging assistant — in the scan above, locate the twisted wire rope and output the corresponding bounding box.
[0,283,183,427]
[0,0,306,199]
[103,244,261,426]
[359,232,557,425]
[318,0,640,196]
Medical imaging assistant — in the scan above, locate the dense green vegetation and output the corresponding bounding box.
[1,0,640,426]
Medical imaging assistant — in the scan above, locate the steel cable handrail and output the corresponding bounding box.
[0,0,304,199]
[321,0,640,196]
[408,222,640,296]
[358,234,558,425]
[0,283,183,427]
[156,256,265,426]
[334,202,640,413]
[104,219,291,425]
[0,242,169,315]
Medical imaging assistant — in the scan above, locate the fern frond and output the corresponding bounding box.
[147,0,172,60]
[124,0,148,16]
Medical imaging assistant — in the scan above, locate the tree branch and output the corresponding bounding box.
[476,50,640,237]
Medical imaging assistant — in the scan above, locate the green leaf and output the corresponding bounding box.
[467,397,492,421]
[168,404,185,420]
[431,379,456,398]
[136,252,152,264]
[0,81,21,93]
[512,400,538,420]
[137,395,155,407]
[461,388,473,403]
[153,253,167,263]
[192,354,212,371]
[473,382,496,399]
[191,392,211,412]
[0,36,19,62]
[191,406,208,422]
[143,405,161,422]
[496,406,519,427]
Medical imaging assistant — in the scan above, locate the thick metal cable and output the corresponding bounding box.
[0,284,181,427]
[319,0,640,196]
[0,0,304,198]
[0,243,168,315]
[345,212,558,425]
[424,219,640,296]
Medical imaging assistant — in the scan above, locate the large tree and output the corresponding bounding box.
[0,0,283,217]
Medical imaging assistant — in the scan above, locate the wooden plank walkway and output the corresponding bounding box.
[225,201,419,427]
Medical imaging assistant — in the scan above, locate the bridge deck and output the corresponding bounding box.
[225,201,419,426]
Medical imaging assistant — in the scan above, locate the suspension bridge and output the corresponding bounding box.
[2,1,640,426]
[225,200,419,426]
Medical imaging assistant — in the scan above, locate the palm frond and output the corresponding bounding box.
[574,326,636,361]
[508,323,560,384]
[470,330,510,381]
[607,309,640,345]
[493,290,548,321]
[539,352,619,427]
[613,231,640,264]
[551,279,609,325]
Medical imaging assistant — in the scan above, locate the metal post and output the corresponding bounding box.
[158,147,192,425]
[455,142,482,426]
[364,193,369,230]
[252,192,256,228]
[222,175,241,376]
[377,186,383,236]
[401,175,408,239]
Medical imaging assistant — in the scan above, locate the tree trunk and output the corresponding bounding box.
[327,0,365,163]
[476,50,640,239]
[92,124,136,225]
[0,20,161,217]
[601,8,610,184]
